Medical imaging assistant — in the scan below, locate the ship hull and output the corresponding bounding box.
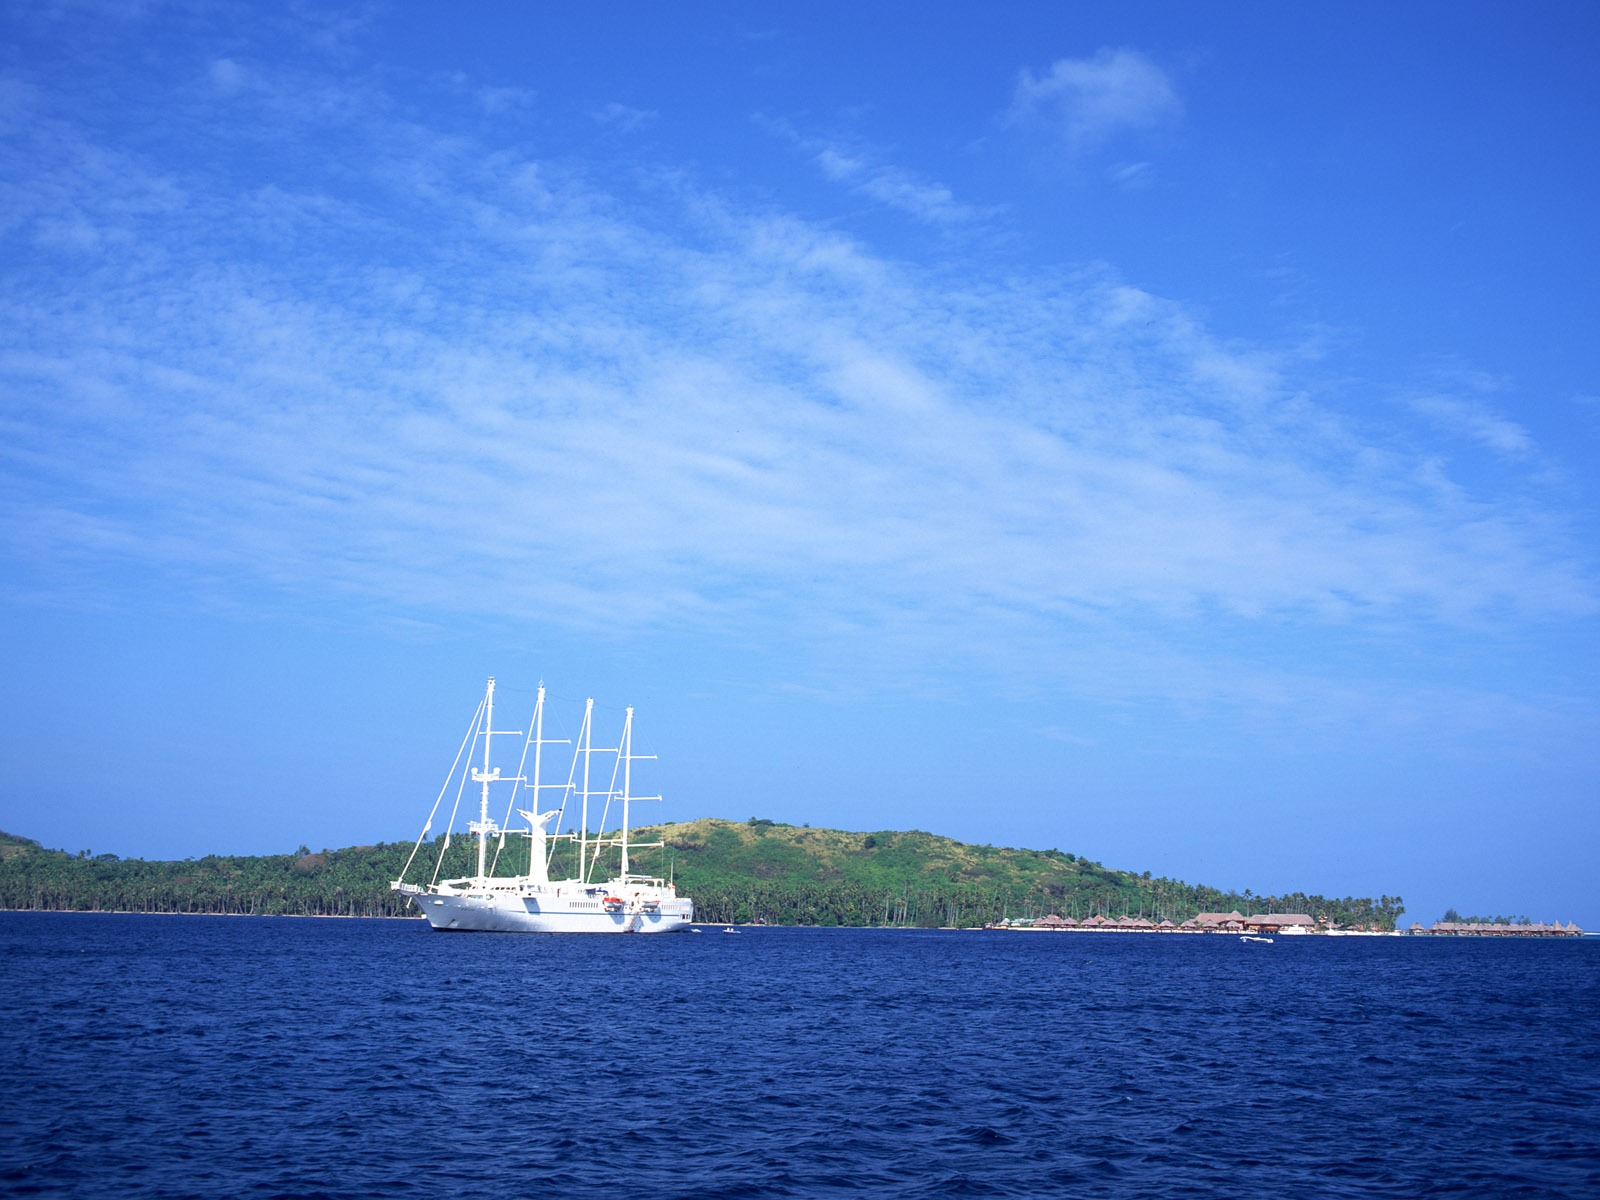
[410,887,694,933]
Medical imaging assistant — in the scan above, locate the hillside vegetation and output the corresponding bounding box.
[0,819,1405,928]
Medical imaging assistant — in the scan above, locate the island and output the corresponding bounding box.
[0,820,1580,934]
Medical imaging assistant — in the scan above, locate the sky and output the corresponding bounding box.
[2,1,1597,928]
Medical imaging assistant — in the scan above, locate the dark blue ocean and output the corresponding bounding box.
[2,915,1597,1199]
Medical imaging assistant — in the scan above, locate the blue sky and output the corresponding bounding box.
[3,2,1597,928]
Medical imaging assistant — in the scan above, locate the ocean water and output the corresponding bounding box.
[1,915,1597,1199]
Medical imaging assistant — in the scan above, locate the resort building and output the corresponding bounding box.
[1420,920,1583,937]
[990,913,1584,936]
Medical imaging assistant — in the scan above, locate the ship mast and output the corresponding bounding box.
[618,706,657,881]
[512,683,569,884]
[530,684,544,876]
[621,707,632,877]
[468,677,521,883]
[578,698,593,881]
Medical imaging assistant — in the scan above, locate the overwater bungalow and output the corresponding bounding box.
[1424,920,1583,937]
[988,912,1583,936]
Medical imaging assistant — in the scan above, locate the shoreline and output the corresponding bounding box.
[0,906,419,920]
[3,909,1592,937]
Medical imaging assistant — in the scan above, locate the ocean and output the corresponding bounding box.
[2,913,1597,1198]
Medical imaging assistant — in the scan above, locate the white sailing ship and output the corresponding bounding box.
[391,677,693,933]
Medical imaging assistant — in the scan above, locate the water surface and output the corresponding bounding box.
[2,915,1596,1198]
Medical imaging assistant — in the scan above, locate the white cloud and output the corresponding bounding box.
[1409,394,1535,459]
[209,58,247,95]
[812,145,973,224]
[1,46,1593,723]
[763,118,983,225]
[479,84,537,115]
[1008,48,1181,156]
[1108,160,1156,189]
[593,101,656,132]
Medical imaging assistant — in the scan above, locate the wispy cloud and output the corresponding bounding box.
[1007,47,1182,157]
[813,146,974,224]
[209,57,248,95]
[0,37,1593,728]
[593,101,655,132]
[763,117,984,225]
[478,84,537,116]
[1107,160,1157,190]
[1409,393,1535,459]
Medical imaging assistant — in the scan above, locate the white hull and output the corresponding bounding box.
[407,881,693,934]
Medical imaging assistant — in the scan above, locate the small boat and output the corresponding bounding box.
[722,926,740,934]
[391,678,694,934]
[1240,935,1274,944]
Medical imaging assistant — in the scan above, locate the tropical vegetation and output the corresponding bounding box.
[1438,907,1532,926]
[0,819,1406,928]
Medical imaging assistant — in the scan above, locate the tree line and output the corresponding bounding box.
[0,824,1405,929]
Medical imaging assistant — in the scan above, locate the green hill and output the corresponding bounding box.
[0,821,1405,928]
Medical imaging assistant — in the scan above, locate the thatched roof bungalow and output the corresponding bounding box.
[1427,920,1583,937]
[1194,911,1247,931]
